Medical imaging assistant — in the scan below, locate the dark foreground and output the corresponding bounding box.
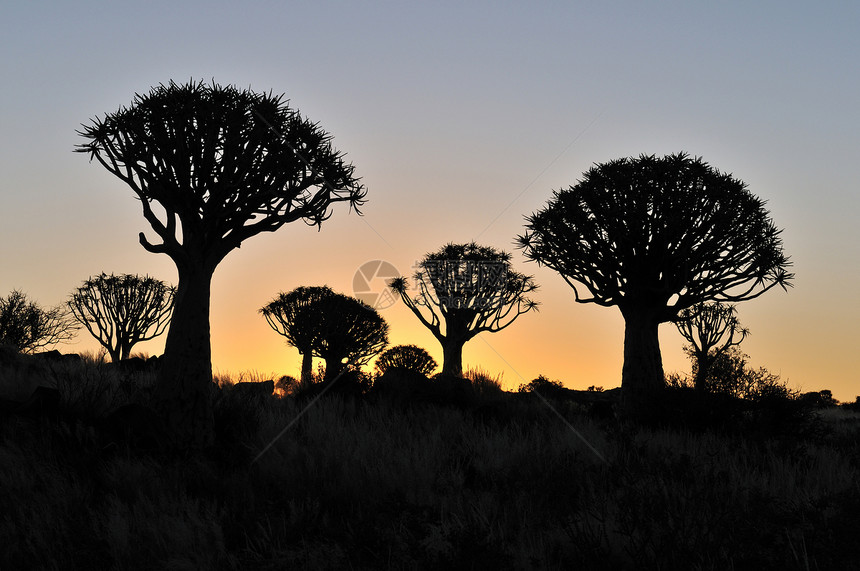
[1,354,859,570]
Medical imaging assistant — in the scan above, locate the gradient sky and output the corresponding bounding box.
[2,2,858,401]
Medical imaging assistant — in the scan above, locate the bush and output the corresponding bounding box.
[517,375,573,399]
[374,344,437,376]
[463,367,504,397]
[0,290,77,353]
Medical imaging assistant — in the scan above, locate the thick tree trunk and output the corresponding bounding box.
[153,262,215,450]
[441,339,465,377]
[323,354,344,382]
[693,351,710,392]
[300,350,313,382]
[120,341,132,361]
[619,308,666,421]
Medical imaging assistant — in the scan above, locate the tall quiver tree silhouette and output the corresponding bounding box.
[389,242,538,377]
[518,153,792,421]
[76,80,365,449]
[674,302,749,392]
[68,273,176,362]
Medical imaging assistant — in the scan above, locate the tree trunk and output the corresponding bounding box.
[441,339,465,377]
[619,308,666,421]
[153,262,215,450]
[323,354,344,382]
[693,351,710,392]
[300,350,313,382]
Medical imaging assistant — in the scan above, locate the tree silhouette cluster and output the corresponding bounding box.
[77,79,365,449]
[261,286,388,382]
[73,77,796,449]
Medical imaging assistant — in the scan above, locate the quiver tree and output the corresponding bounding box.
[389,242,538,377]
[76,80,365,449]
[674,302,749,392]
[262,286,388,382]
[0,290,78,353]
[375,344,437,376]
[518,153,792,420]
[312,293,389,381]
[68,273,176,362]
[261,285,336,381]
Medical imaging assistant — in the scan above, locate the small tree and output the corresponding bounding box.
[313,293,389,381]
[261,286,336,381]
[390,242,538,377]
[518,153,792,420]
[674,302,748,392]
[262,287,388,382]
[375,344,437,376]
[68,273,175,363]
[0,290,78,353]
[77,80,365,449]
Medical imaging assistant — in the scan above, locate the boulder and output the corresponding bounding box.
[32,350,82,365]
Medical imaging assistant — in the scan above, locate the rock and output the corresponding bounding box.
[32,350,82,365]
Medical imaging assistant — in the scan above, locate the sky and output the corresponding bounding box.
[1,2,859,401]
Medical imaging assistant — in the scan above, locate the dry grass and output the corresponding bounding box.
[1,356,858,569]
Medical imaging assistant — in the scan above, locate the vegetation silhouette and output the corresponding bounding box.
[262,286,388,382]
[0,290,78,353]
[260,286,334,382]
[518,152,793,421]
[389,242,538,376]
[68,273,175,363]
[374,344,437,376]
[674,301,748,392]
[3,351,856,569]
[76,79,365,449]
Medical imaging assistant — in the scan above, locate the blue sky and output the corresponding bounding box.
[2,2,859,400]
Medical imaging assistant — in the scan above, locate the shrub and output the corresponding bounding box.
[0,290,77,353]
[374,344,437,377]
[463,367,504,397]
